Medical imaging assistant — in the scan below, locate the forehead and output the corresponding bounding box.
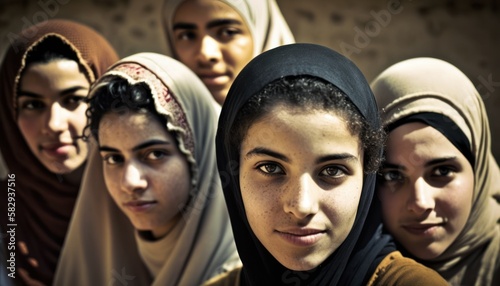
[173,0,246,24]
[21,59,85,83]
[243,105,361,154]
[386,122,460,162]
[99,112,169,145]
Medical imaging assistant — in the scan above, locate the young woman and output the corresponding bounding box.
[372,57,500,286]
[0,19,118,285]
[211,43,448,285]
[162,0,295,105]
[54,53,239,286]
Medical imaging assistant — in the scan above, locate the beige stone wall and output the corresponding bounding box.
[1,0,499,161]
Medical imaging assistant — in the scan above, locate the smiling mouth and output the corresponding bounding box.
[276,228,327,246]
[402,223,444,235]
[40,143,74,157]
[198,74,230,86]
[123,201,157,212]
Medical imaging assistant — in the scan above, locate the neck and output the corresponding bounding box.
[58,163,85,186]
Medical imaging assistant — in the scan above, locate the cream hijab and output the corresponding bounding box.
[371,57,500,286]
[54,53,239,286]
[162,0,295,58]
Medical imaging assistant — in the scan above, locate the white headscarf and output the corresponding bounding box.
[162,0,295,58]
[54,53,239,286]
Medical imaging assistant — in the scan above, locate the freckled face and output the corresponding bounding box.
[239,104,364,271]
[99,112,191,239]
[171,0,254,105]
[378,122,474,260]
[17,59,90,174]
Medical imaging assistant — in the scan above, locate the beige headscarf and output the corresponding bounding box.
[54,53,239,286]
[371,57,500,286]
[162,0,295,59]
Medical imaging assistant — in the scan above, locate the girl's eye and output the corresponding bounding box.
[145,150,167,161]
[218,27,241,40]
[19,100,45,111]
[379,170,404,182]
[257,163,284,175]
[102,154,123,165]
[432,166,454,176]
[320,166,345,178]
[63,96,86,108]
[176,31,196,41]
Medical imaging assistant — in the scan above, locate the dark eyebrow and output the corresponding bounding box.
[100,140,171,153]
[425,156,457,167]
[173,19,243,31]
[381,156,458,170]
[17,86,88,99]
[206,19,242,29]
[245,147,289,163]
[173,22,197,30]
[316,153,358,164]
[380,162,405,171]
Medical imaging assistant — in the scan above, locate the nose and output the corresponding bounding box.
[406,177,435,214]
[44,102,68,134]
[283,174,319,219]
[197,35,222,64]
[121,161,148,195]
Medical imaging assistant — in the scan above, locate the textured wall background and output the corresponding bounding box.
[1,0,499,162]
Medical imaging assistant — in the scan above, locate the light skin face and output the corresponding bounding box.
[378,122,474,260]
[239,104,364,271]
[17,59,90,175]
[99,112,191,239]
[171,0,254,105]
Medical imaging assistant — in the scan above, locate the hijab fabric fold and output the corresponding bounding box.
[0,19,118,284]
[371,57,500,286]
[162,0,295,59]
[55,53,239,286]
[216,43,396,286]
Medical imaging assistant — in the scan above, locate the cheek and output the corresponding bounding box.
[161,159,191,204]
[173,46,196,67]
[103,167,121,199]
[71,105,89,133]
[17,117,39,146]
[240,174,275,222]
[443,179,474,223]
[228,40,253,69]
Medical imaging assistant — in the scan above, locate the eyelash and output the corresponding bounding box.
[378,165,458,183]
[102,154,123,165]
[101,150,169,166]
[255,163,348,181]
[18,95,86,111]
[256,162,284,176]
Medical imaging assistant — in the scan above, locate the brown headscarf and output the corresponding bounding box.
[0,19,118,284]
[371,57,500,286]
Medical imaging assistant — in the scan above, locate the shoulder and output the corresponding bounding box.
[367,251,448,286]
[203,266,242,286]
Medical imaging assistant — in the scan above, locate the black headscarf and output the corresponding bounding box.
[216,43,396,285]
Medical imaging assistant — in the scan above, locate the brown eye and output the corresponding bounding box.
[257,163,284,175]
[320,166,345,178]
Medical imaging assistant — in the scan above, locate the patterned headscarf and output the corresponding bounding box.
[55,53,239,286]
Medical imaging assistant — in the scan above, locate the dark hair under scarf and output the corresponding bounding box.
[216,43,396,285]
[0,19,118,284]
